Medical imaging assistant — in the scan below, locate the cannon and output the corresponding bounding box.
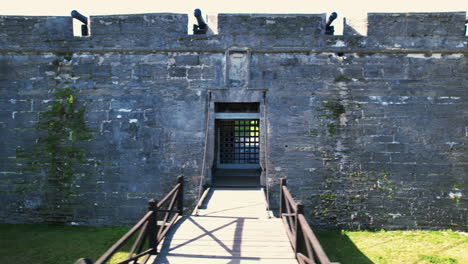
[325,12,338,35]
[71,10,89,36]
[193,9,207,34]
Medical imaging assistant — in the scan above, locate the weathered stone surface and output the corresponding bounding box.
[218,13,325,36]
[0,12,466,230]
[367,12,466,37]
[90,13,188,36]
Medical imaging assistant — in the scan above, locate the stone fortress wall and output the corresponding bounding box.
[0,11,466,229]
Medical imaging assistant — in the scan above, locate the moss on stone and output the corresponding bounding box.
[55,51,73,61]
[319,100,346,119]
[334,74,353,83]
[327,123,337,136]
[308,129,318,136]
[318,193,337,201]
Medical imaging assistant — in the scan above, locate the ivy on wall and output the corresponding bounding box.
[16,56,95,223]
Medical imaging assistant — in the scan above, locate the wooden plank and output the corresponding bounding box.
[167,228,289,236]
[171,225,290,232]
[163,237,290,243]
[164,240,291,247]
[153,188,297,264]
[171,218,284,225]
[153,256,298,264]
[159,249,296,258]
[159,245,294,254]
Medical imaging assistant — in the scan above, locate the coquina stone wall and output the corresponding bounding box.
[0,12,466,229]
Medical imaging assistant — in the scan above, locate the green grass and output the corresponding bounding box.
[0,224,132,264]
[0,224,466,264]
[317,230,468,264]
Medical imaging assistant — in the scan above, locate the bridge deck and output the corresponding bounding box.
[151,187,297,264]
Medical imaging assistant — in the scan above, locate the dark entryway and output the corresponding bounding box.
[212,103,261,187]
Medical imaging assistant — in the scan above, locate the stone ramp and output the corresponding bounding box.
[151,188,297,264]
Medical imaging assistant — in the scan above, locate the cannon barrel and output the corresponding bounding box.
[71,10,88,25]
[193,8,207,34]
[325,12,338,35]
[71,10,89,36]
[326,12,338,27]
[194,9,207,27]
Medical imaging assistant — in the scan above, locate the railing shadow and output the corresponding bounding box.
[154,215,259,264]
[315,231,375,264]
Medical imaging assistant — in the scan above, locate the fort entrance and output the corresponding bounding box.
[213,103,261,186]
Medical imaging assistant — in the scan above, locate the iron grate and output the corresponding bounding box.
[219,120,259,164]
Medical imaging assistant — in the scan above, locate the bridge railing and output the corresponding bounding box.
[280,178,336,264]
[74,176,184,264]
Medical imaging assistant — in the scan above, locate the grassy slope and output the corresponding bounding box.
[0,224,130,264]
[0,224,466,264]
[317,230,468,264]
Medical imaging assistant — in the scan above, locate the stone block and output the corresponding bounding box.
[86,111,108,123]
[0,16,72,41]
[368,12,466,37]
[386,143,406,153]
[364,64,383,78]
[383,63,407,79]
[218,13,325,36]
[90,13,188,37]
[187,67,202,80]
[175,55,200,66]
[134,65,153,77]
[169,67,187,78]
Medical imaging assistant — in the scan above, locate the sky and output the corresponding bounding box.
[1,0,467,17]
[1,0,467,34]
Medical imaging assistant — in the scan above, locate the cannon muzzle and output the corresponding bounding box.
[325,12,338,35]
[193,8,207,34]
[71,10,88,25]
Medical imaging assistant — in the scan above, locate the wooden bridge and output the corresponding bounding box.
[75,177,336,264]
[153,187,296,264]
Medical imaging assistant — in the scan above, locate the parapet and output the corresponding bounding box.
[0,12,466,51]
[0,15,72,43]
[217,13,326,36]
[90,13,187,36]
[367,12,466,37]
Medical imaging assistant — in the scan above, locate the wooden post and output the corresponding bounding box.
[294,203,305,255]
[177,176,184,215]
[279,178,287,216]
[147,199,159,253]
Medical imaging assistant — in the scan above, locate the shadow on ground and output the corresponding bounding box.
[316,231,374,264]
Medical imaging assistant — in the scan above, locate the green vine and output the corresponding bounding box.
[16,57,95,223]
